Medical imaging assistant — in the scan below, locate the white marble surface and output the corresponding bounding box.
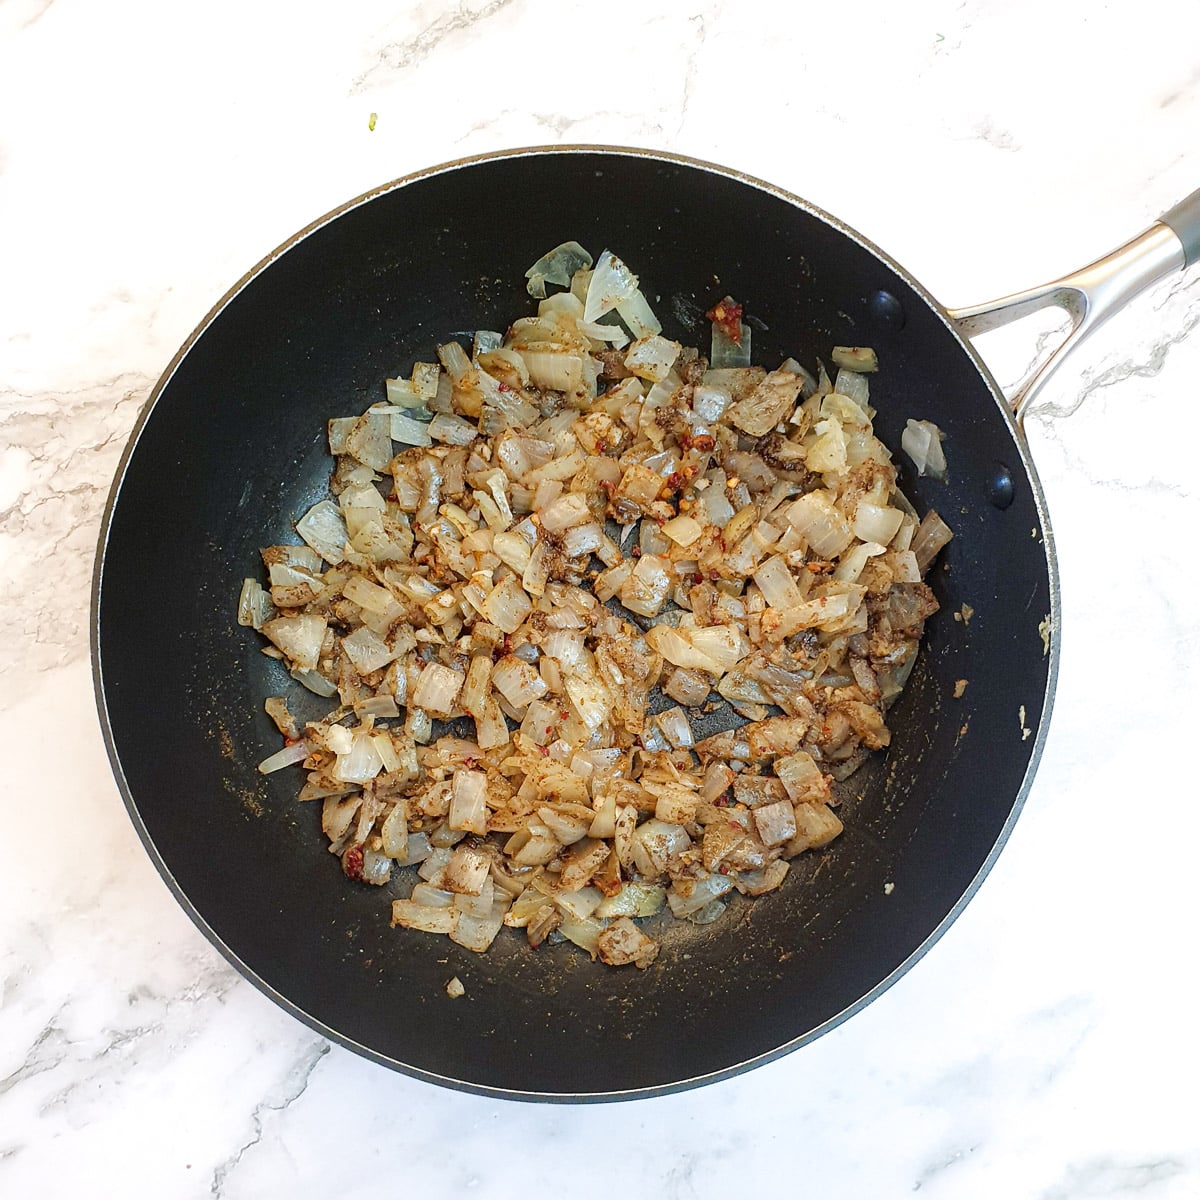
[3,0,1199,1194]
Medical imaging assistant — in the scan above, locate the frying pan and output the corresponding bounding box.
[91,147,1200,1100]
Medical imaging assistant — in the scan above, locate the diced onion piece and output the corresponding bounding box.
[831,346,879,373]
[385,377,426,408]
[853,501,904,546]
[449,769,489,835]
[481,575,532,634]
[258,741,309,774]
[538,492,591,533]
[775,750,831,804]
[428,413,477,445]
[296,499,348,565]
[391,412,433,447]
[583,250,639,323]
[711,320,751,368]
[615,289,662,338]
[806,418,848,474]
[666,873,733,917]
[661,514,703,547]
[726,369,803,437]
[391,899,459,935]
[753,555,804,610]
[901,419,948,480]
[911,509,954,573]
[525,241,593,298]
[262,613,327,670]
[334,730,384,783]
[492,655,549,707]
[784,492,854,558]
[833,540,886,583]
[341,625,400,674]
[346,411,393,470]
[437,340,472,382]
[656,707,694,749]
[410,663,463,717]
[624,334,681,382]
[237,577,274,630]
[619,554,672,618]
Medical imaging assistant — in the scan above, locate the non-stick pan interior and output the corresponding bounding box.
[95,149,1054,1098]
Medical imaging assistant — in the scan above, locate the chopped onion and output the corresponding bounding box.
[296,500,348,564]
[240,240,951,973]
[237,577,274,630]
[615,288,662,338]
[428,413,477,445]
[410,663,463,716]
[258,741,309,774]
[449,769,489,835]
[624,334,681,382]
[385,377,426,408]
[784,492,854,558]
[853,501,904,546]
[901,418,948,480]
[492,655,549,708]
[711,320,751,368]
[525,240,593,299]
[831,346,879,373]
[583,250,639,323]
[912,509,954,573]
[262,613,326,671]
[391,412,433,447]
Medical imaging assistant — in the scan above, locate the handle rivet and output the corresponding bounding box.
[989,464,1015,509]
[868,290,905,329]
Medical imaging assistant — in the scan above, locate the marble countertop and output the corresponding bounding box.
[3,0,1199,1194]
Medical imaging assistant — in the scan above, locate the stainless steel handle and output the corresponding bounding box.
[947,222,1187,424]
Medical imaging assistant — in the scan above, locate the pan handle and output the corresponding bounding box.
[946,188,1200,424]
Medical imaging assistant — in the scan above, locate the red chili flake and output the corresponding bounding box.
[501,634,513,654]
[284,735,302,747]
[666,471,685,490]
[707,569,720,581]
[717,864,731,875]
[689,434,715,453]
[690,572,703,586]
[631,545,642,557]
[599,479,616,496]
[538,744,550,756]
[559,710,570,720]
[705,297,744,344]
[342,845,365,881]
[497,381,512,392]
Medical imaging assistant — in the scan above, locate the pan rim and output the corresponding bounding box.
[90,142,1061,1102]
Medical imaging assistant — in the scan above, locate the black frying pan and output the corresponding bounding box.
[92,147,1200,1100]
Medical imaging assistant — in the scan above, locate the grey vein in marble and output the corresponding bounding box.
[209,1041,330,1199]
[1040,1156,1189,1198]
[352,0,520,93]
[0,373,150,697]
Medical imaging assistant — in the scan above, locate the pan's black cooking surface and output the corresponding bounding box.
[93,148,1055,1098]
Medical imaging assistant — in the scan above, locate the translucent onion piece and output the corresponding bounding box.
[583,250,639,323]
[258,741,309,774]
[525,241,593,298]
[901,419,948,480]
[296,500,348,564]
